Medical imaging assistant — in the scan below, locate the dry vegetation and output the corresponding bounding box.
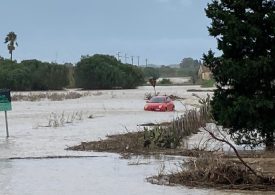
[144,92,186,101]
[12,91,90,101]
[35,111,97,128]
[148,152,275,191]
[47,111,84,127]
[67,131,210,158]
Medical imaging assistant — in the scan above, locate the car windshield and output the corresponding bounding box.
[149,97,165,103]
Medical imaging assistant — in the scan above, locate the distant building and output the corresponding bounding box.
[198,65,212,80]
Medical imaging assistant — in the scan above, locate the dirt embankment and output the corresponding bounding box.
[67,131,208,158]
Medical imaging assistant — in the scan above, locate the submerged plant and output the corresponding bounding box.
[45,111,85,128]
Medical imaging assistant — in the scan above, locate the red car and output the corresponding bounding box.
[144,96,175,111]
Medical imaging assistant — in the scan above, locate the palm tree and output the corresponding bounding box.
[4,32,18,61]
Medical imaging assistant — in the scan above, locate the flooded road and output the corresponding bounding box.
[0,86,273,194]
[0,156,200,195]
[1,156,273,195]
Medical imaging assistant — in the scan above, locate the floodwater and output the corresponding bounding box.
[0,86,273,195]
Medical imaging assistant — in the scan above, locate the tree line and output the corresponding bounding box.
[0,53,202,91]
[0,58,70,90]
[0,54,144,91]
[141,58,202,85]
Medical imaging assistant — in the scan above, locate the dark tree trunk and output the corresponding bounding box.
[265,132,274,151]
[10,52,13,61]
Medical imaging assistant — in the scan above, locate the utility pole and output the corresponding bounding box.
[116,52,122,61]
[55,52,58,63]
[131,56,134,65]
[137,56,140,66]
[124,53,129,64]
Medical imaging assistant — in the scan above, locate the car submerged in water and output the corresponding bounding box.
[144,96,175,112]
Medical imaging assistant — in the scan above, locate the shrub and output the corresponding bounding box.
[75,54,144,89]
[200,79,215,88]
[158,78,172,85]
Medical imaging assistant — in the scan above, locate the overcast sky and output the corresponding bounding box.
[0,0,216,65]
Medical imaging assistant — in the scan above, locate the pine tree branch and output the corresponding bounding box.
[203,126,265,181]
